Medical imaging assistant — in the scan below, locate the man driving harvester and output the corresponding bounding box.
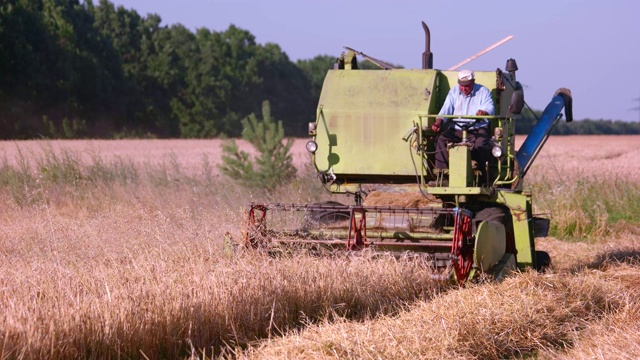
[431,69,495,184]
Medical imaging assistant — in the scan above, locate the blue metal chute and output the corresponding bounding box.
[516,88,572,177]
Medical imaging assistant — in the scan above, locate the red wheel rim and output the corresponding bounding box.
[452,209,474,284]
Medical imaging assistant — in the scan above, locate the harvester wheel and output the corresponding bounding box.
[246,205,268,249]
[535,251,551,272]
[452,209,474,284]
[302,201,350,229]
[474,207,516,256]
[346,207,366,250]
[313,211,351,225]
[473,207,508,225]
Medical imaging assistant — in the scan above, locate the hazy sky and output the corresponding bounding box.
[111,0,640,122]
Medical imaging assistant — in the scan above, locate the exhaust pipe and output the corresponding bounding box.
[422,21,433,69]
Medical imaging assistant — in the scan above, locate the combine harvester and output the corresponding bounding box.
[246,22,572,284]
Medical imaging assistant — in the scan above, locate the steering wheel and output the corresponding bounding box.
[448,117,483,131]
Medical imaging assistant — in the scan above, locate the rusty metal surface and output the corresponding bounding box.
[247,202,455,246]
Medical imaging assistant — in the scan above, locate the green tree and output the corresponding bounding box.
[218,100,296,190]
[173,25,264,138]
[296,55,336,104]
[255,43,313,136]
[513,107,539,134]
[91,0,165,135]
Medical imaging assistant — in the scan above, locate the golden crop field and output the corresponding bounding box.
[0,135,639,359]
[524,135,640,181]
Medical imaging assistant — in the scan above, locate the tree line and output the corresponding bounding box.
[0,0,339,139]
[514,108,640,135]
[0,0,638,140]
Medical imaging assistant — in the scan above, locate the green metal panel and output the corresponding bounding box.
[474,220,506,271]
[313,69,437,176]
[496,190,536,269]
[449,145,472,187]
[439,70,496,90]
[438,70,502,114]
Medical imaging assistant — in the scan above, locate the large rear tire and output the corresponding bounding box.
[473,207,506,227]
[472,206,518,281]
[473,206,516,257]
[302,201,350,229]
[535,250,551,272]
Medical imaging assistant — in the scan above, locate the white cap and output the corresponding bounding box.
[458,70,475,85]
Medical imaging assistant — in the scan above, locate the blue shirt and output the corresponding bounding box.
[438,84,495,129]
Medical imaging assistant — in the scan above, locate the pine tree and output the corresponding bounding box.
[219,100,296,189]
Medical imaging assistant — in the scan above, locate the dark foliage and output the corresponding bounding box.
[514,107,640,135]
[0,0,319,139]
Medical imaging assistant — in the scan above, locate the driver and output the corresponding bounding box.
[430,69,495,179]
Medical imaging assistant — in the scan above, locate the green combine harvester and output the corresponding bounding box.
[247,22,572,283]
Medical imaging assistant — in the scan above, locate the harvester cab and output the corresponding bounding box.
[247,22,572,284]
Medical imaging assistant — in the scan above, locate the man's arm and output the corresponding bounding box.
[431,118,443,132]
[476,86,495,115]
[432,89,456,132]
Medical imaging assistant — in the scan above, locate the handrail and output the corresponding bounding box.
[421,114,503,120]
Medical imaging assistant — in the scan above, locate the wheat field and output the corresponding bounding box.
[1,135,639,359]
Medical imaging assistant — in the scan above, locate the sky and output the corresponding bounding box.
[110,0,640,122]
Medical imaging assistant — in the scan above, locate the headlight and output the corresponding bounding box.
[308,122,317,135]
[306,141,318,153]
[493,127,504,140]
[491,145,503,158]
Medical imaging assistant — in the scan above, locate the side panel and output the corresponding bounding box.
[496,190,536,269]
[313,69,437,177]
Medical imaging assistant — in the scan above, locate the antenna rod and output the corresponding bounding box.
[448,35,514,71]
[343,46,397,70]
